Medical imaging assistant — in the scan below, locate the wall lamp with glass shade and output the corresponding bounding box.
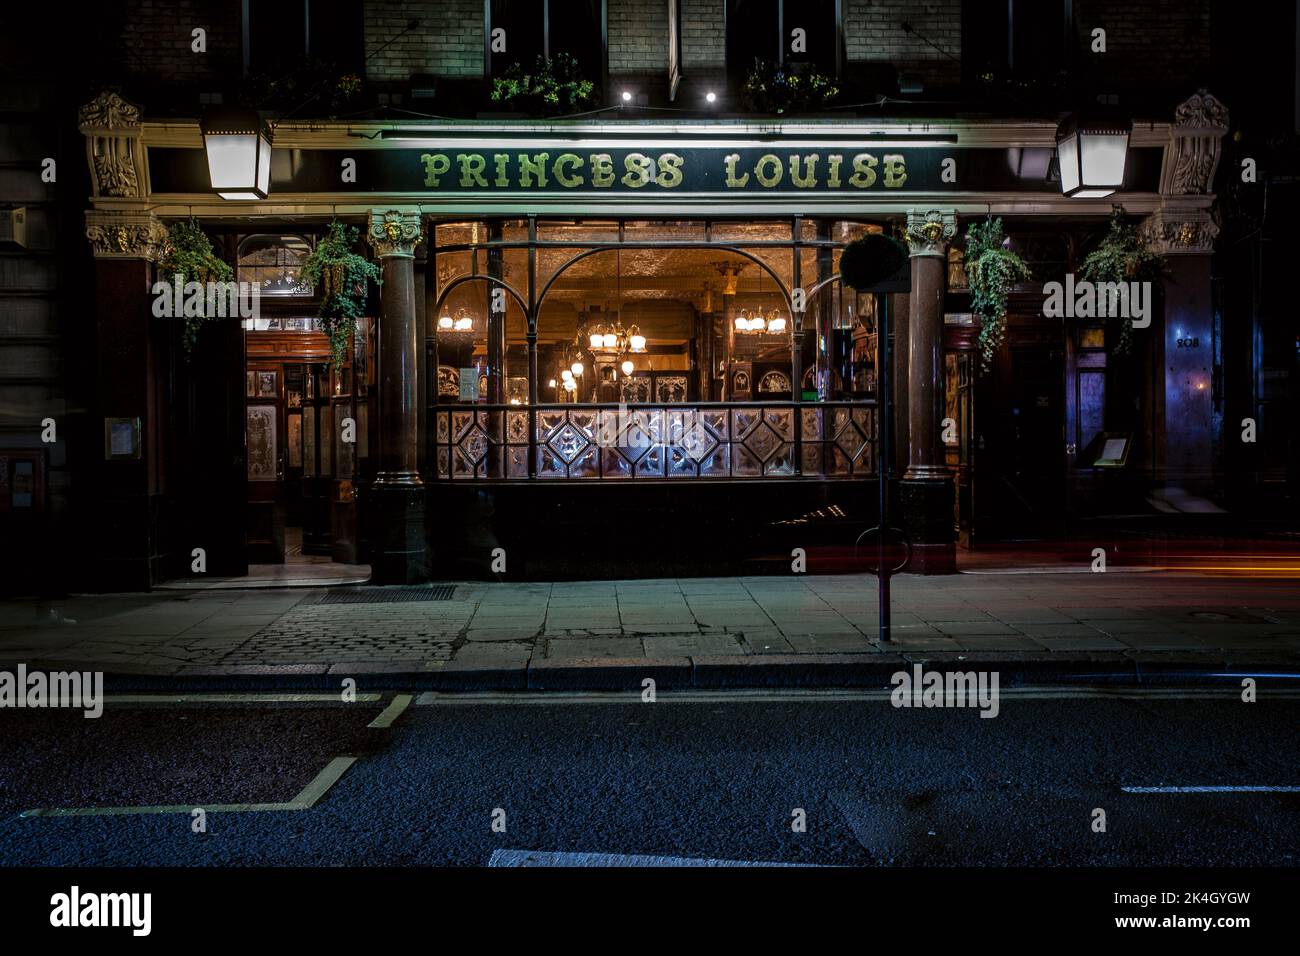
[202,108,273,200]
[1055,113,1131,198]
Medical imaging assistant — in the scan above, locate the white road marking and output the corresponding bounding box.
[101,693,383,704]
[1121,785,1300,794]
[367,693,413,728]
[20,756,358,818]
[415,687,1300,706]
[488,848,813,867]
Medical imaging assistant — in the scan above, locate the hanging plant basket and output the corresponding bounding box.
[159,218,234,355]
[964,218,1031,372]
[300,221,381,369]
[839,233,908,291]
[1079,208,1163,356]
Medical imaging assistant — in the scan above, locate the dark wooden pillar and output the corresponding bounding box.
[84,210,170,590]
[367,209,429,584]
[890,289,911,476]
[900,209,957,573]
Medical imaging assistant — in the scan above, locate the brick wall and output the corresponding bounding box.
[121,0,242,82]
[682,0,725,69]
[364,0,484,81]
[843,0,961,87]
[609,0,670,75]
[1074,0,1212,86]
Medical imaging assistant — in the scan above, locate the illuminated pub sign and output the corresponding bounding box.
[147,142,1163,196]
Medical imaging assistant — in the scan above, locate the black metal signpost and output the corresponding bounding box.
[853,255,911,644]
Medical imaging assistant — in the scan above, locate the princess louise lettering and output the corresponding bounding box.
[418,151,909,191]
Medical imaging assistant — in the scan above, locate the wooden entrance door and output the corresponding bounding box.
[974,315,1068,541]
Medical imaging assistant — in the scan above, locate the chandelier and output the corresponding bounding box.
[733,308,788,335]
[437,306,477,337]
[578,317,646,355]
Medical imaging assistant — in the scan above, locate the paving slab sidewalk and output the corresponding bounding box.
[2,571,1299,690]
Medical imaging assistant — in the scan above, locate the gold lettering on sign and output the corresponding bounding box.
[518,153,550,187]
[790,154,819,188]
[621,153,654,188]
[883,154,907,188]
[493,154,510,187]
[849,153,878,188]
[554,153,584,187]
[656,153,684,188]
[724,153,749,187]
[420,153,451,187]
[590,153,615,187]
[755,154,783,187]
[458,154,487,187]
[827,154,843,188]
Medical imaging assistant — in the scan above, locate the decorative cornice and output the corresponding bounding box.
[1138,206,1219,256]
[366,208,423,258]
[904,208,957,258]
[80,91,148,200]
[84,209,167,260]
[1160,89,1229,198]
[1173,90,1229,131]
[78,91,142,133]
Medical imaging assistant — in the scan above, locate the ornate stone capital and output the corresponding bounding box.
[367,209,423,258]
[904,209,957,258]
[79,91,147,200]
[1161,89,1229,197]
[1138,206,1219,256]
[85,209,168,260]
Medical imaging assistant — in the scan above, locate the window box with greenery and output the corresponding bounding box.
[489,53,596,116]
[159,219,234,354]
[741,60,840,115]
[300,222,381,369]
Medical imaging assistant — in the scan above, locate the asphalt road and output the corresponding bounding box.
[1,691,1297,866]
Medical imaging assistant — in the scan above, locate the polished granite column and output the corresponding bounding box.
[367,209,429,584]
[901,208,957,573]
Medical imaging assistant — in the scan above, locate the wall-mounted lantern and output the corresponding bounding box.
[202,108,272,200]
[1056,114,1131,198]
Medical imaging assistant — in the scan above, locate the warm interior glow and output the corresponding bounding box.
[620,360,634,376]
[570,361,584,377]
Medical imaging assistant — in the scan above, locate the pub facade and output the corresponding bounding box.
[75,92,1226,586]
[6,1,1247,590]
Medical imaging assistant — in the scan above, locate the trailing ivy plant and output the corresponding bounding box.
[741,59,840,114]
[489,53,596,116]
[159,218,233,354]
[300,222,381,369]
[1079,209,1163,356]
[964,217,1032,372]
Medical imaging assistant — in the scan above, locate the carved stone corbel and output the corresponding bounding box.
[84,209,168,260]
[1160,90,1229,197]
[79,91,148,200]
[1138,206,1219,256]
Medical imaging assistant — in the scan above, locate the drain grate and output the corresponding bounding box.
[320,585,455,605]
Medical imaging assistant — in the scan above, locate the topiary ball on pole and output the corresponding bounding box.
[839,233,908,291]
